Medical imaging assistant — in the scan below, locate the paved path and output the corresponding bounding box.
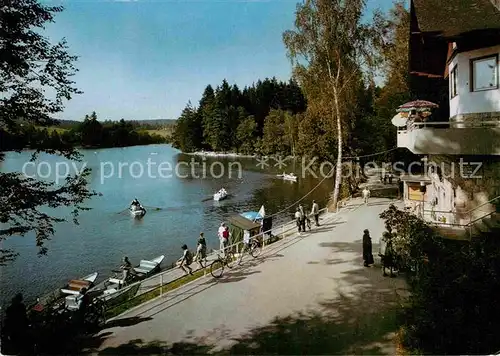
[99,218,300,299]
[91,197,407,355]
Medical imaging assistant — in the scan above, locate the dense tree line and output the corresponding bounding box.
[0,112,168,151]
[172,78,307,154]
[172,5,409,167]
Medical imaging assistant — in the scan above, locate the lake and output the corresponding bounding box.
[0,144,334,306]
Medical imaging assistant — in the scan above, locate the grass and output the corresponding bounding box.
[143,129,173,138]
[34,125,69,134]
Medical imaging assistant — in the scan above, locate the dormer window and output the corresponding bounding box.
[450,65,458,98]
[470,54,499,92]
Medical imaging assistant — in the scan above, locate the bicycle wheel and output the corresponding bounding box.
[210,259,224,278]
[225,252,236,269]
[249,241,262,258]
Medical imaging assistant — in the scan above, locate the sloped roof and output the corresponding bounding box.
[227,215,261,231]
[412,0,500,37]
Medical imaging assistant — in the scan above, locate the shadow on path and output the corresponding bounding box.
[95,288,403,355]
[94,240,408,355]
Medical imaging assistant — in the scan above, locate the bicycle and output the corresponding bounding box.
[210,248,236,278]
[237,237,262,265]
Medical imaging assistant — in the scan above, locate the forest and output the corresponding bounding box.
[172,76,398,161]
[0,112,169,151]
[171,3,409,165]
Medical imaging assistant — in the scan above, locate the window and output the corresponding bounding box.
[470,54,498,92]
[408,183,427,201]
[450,65,458,98]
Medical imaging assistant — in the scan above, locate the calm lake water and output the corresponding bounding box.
[0,144,334,306]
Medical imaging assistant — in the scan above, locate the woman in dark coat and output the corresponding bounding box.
[363,229,374,267]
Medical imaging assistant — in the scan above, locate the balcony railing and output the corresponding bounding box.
[418,195,500,239]
[399,120,500,133]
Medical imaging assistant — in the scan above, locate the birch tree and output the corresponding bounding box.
[283,0,377,207]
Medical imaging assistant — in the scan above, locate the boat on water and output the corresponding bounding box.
[277,172,297,182]
[130,205,147,217]
[98,255,165,299]
[213,188,228,201]
[60,272,99,296]
[30,272,99,311]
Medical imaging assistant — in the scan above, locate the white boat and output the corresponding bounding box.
[213,188,228,201]
[60,272,99,296]
[277,173,297,182]
[31,272,99,311]
[130,205,147,217]
[101,255,165,298]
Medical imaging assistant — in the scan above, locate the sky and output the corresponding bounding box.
[43,0,396,122]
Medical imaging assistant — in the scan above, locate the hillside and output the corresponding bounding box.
[52,118,176,129]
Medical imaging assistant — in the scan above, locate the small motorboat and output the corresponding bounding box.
[214,188,228,201]
[277,172,297,182]
[60,272,99,296]
[130,205,147,217]
[31,272,99,312]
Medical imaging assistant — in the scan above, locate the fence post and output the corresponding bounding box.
[160,274,163,296]
[262,233,266,249]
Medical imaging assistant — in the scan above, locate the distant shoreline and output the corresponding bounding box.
[186,151,257,158]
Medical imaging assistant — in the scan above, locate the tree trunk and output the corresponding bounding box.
[332,85,343,208]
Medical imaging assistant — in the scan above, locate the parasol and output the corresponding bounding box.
[240,211,264,221]
[397,100,439,113]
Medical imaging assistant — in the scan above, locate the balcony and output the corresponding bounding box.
[397,121,500,155]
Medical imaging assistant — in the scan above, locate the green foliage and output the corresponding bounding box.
[380,205,500,354]
[172,78,307,154]
[171,102,202,152]
[0,0,99,264]
[262,109,294,156]
[0,114,168,152]
[236,116,258,154]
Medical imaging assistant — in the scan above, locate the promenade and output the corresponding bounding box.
[88,196,408,355]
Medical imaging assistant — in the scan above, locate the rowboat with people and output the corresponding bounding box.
[129,198,147,217]
[277,172,297,182]
[213,188,228,201]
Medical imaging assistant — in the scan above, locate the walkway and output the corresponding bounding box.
[89,197,407,355]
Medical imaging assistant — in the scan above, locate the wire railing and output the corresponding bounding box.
[416,195,500,239]
[97,203,354,318]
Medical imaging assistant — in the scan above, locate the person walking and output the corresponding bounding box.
[298,204,306,232]
[218,222,229,255]
[178,244,193,275]
[362,187,370,205]
[195,232,207,268]
[362,229,374,267]
[295,207,303,233]
[311,200,320,226]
